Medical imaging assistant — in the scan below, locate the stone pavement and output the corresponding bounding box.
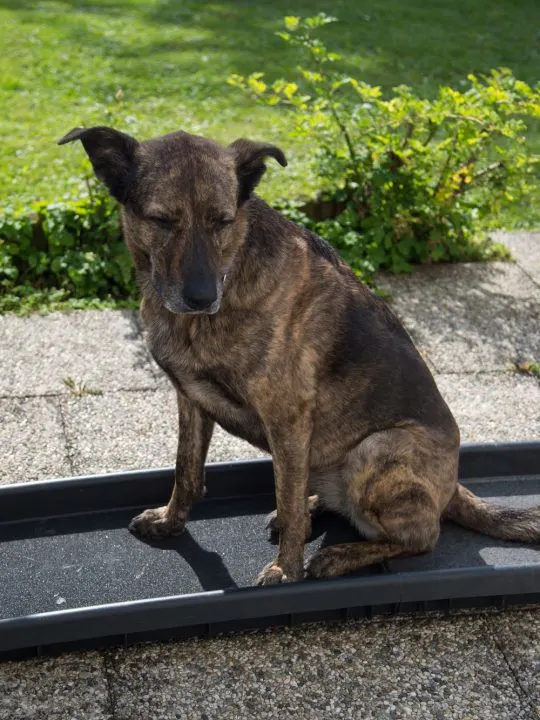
[0,232,539,719]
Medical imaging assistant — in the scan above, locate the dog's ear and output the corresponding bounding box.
[58,126,139,203]
[229,139,287,204]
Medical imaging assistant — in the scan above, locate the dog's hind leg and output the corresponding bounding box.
[306,469,441,577]
[306,426,457,578]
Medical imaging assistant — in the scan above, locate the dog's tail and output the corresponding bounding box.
[444,483,540,543]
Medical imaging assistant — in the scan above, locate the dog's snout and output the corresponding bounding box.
[182,279,218,311]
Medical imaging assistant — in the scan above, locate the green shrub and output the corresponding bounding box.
[229,14,539,278]
[0,185,136,312]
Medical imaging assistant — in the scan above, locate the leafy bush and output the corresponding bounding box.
[229,14,539,278]
[0,185,136,312]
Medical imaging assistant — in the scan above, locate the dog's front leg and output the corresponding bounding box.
[256,416,312,585]
[129,389,214,539]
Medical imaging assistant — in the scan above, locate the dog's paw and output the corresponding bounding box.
[128,506,186,539]
[255,560,305,586]
[256,562,288,586]
[305,546,349,579]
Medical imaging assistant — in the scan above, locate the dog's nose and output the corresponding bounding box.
[183,281,217,311]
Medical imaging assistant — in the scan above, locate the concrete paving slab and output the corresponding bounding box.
[0,397,70,484]
[104,614,533,720]
[63,389,266,476]
[0,310,156,398]
[489,609,540,714]
[435,372,540,443]
[377,263,540,373]
[492,231,540,288]
[0,651,111,720]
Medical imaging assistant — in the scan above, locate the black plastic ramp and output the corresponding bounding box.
[0,442,538,658]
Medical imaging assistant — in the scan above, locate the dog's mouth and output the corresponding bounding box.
[162,277,227,316]
[163,299,221,316]
[155,268,230,317]
[162,291,221,316]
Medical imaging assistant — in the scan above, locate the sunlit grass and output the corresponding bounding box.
[1,0,539,208]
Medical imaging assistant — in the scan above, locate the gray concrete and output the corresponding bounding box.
[437,372,540,443]
[1,230,539,719]
[63,388,265,476]
[378,262,540,373]
[0,310,156,397]
[0,652,111,720]
[492,231,540,288]
[62,388,178,475]
[489,609,540,714]
[105,615,534,720]
[0,396,71,484]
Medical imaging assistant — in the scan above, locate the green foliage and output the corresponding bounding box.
[230,14,539,278]
[62,377,104,396]
[2,9,538,313]
[512,359,540,377]
[0,183,137,313]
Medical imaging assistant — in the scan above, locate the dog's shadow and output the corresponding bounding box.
[138,530,239,591]
[135,507,367,591]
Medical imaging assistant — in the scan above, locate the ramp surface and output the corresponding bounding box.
[0,443,538,658]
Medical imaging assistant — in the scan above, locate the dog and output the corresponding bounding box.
[59,126,540,585]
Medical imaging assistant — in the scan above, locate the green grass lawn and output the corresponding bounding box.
[1,0,539,208]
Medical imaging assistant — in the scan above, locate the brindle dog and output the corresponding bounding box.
[59,126,540,585]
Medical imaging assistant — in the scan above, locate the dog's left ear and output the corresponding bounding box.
[229,139,287,204]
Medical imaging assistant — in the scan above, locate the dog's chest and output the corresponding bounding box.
[146,315,266,443]
[182,367,267,449]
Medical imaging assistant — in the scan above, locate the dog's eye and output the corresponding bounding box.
[213,217,234,230]
[148,216,174,230]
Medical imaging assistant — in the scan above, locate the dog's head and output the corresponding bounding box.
[58,127,287,314]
